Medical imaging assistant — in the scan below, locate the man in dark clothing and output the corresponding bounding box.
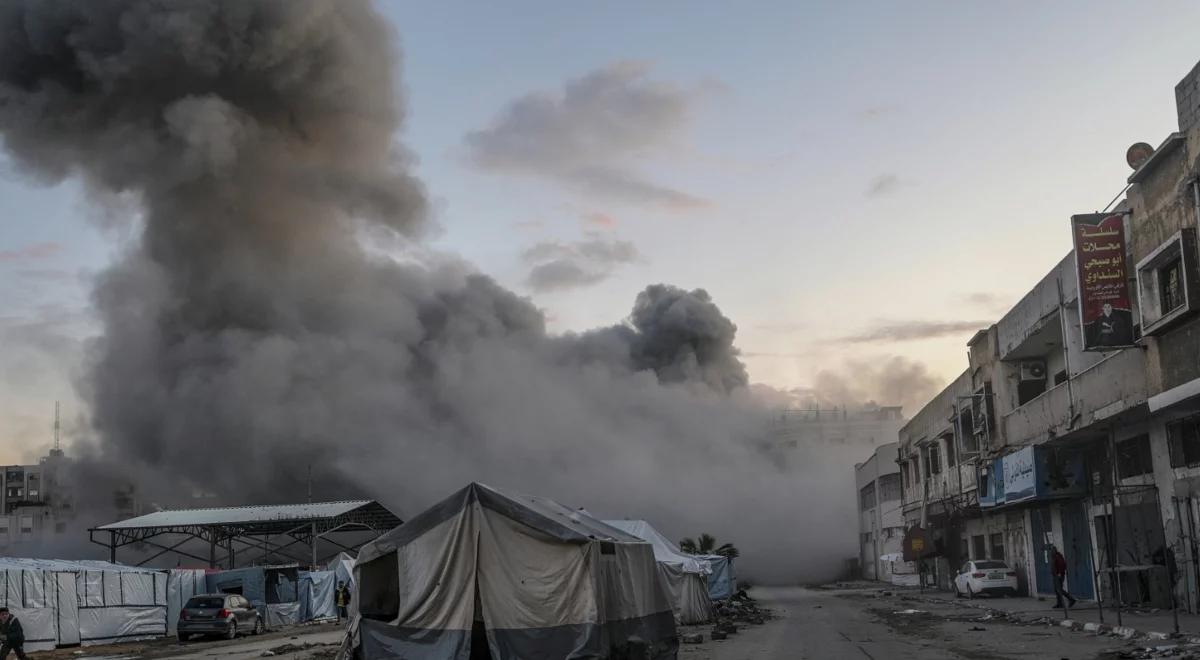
[0,607,28,660]
[1051,546,1077,609]
[335,581,352,623]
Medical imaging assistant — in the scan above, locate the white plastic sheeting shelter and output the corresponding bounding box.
[166,569,207,635]
[604,520,713,624]
[353,483,678,660]
[0,558,167,652]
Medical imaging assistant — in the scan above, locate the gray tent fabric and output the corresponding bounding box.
[353,483,678,660]
[206,565,300,628]
[603,520,713,625]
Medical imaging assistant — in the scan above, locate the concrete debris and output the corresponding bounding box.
[682,633,704,644]
[711,631,727,641]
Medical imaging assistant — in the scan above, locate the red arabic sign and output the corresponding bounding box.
[1072,213,1134,350]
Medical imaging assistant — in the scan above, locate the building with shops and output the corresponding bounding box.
[855,443,906,582]
[897,57,1200,613]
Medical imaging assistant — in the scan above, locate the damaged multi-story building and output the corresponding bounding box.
[892,57,1200,614]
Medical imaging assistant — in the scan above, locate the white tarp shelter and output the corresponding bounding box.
[166,569,207,635]
[0,558,167,652]
[299,570,338,622]
[352,483,678,660]
[603,520,713,624]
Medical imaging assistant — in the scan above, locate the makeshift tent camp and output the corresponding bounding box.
[299,570,338,622]
[206,564,300,627]
[603,520,712,625]
[0,558,167,652]
[353,483,678,660]
[698,554,736,601]
[166,569,207,635]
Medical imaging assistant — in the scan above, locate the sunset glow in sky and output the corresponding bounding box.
[3,0,1199,462]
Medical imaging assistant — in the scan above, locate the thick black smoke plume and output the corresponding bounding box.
[0,0,883,582]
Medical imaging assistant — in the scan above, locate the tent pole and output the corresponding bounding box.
[109,531,117,563]
[311,522,318,569]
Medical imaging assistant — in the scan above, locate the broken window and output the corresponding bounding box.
[990,533,1004,560]
[1160,258,1184,314]
[1116,435,1153,478]
[928,444,941,475]
[860,482,876,511]
[1168,416,1200,468]
[972,535,986,559]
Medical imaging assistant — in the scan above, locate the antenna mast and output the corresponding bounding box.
[54,401,61,452]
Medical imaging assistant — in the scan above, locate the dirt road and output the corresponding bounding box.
[45,623,344,660]
[682,585,1140,659]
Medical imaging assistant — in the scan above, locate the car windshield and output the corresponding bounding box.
[974,561,1007,570]
[186,597,226,609]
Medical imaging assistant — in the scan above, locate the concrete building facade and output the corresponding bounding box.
[855,443,904,582]
[896,57,1200,614]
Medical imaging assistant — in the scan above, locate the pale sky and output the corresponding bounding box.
[2,0,1199,463]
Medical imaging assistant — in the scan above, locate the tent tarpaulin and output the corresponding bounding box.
[299,570,337,622]
[603,520,713,624]
[0,558,167,651]
[354,483,678,660]
[206,564,299,629]
[698,554,735,601]
[166,569,206,634]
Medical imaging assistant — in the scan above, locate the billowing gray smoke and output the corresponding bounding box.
[0,0,877,582]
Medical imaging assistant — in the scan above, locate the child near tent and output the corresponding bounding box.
[336,581,352,622]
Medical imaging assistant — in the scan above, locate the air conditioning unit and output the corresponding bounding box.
[1020,360,1047,381]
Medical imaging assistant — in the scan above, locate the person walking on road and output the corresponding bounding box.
[0,607,28,660]
[1051,545,1077,609]
[336,581,352,623]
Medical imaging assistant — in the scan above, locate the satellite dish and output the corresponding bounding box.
[1127,142,1155,170]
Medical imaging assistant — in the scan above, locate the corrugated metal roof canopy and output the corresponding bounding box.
[96,500,388,530]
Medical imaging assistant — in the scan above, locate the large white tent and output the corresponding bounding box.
[603,520,713,624]
[352,483,678,660]
[0,558,167,652]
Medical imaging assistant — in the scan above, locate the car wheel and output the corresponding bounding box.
[254,616,264,635]
[966,584,975,600]
[954,582,962,598]
[226,621,238,640]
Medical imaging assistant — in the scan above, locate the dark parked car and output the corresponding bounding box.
[177,594,264,641]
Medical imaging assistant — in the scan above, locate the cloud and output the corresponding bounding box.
[859,104,899,120]
[960,292,1012,314]
[0,242,62,261]
[513,219,545,231]
[865,174,901,198]
[523,235,641,292]
[582,212,617,229]
[841,320,990,343]
[465,62,707,210]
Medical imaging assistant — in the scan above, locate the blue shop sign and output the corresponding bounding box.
[978,445,1086,507]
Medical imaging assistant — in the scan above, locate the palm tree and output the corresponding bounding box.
[679,533,739,559]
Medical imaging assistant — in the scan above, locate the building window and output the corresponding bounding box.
[861,532,871,545]
[19,516,33,533]
[878,473,901,502]
[860,483,877,511]
[1117,435,1154,478]
[926,444,941,476]
[1137,228,1198,336]
[972,535,986,559]
[990,533,1005,560]
[1161,258,1185,314]
[944,435,957,467]
[1168,416,1200,468]
[960,538,969,561]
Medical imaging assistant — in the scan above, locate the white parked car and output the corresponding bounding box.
[954,560,1018,598]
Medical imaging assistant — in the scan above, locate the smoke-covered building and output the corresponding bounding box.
[0,448,72,552]
[855,443,905,583]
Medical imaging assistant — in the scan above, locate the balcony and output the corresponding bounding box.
[1003,348,1148,446]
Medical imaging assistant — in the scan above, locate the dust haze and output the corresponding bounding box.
[0,0,924,583]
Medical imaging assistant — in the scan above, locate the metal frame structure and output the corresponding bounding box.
[88,500,402,569]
